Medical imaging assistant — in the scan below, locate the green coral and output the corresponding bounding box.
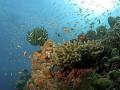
[79,72,101,90]
[111,48,119,57]
[80,40,104,67]
[80,72,112,90]
[108,70,120,90]
[52,40,104,68]
[108,70,120,80]
[93,78,112,90]
[26,27,48,46]
[109,56,120,69]
[52,40,81,68]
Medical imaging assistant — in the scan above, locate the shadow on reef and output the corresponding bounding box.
[16,16,120,90]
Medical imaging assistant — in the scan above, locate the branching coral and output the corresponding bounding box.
[79,40,104,67]
[52,40,104,68]
[26,27,48,46]
[52,40,82,68]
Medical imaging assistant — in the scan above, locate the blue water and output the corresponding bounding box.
[0,0,120,90]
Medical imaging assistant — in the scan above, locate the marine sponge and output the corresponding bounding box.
[26,27,48,46]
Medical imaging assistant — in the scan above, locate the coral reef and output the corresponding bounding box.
[108,16,116,28]
[110,48,119,57]
[26,27,48,46]
[93,78,112,90]
[86,30,97,40]
[96,25,107,39]
[109,56,120,69]
[52,40,82,68]
[31,40,53,64]
[108,70,120,89]
[22,16,120,90]
[52,40,104,68]
[79,40,104,67]
[102,16,120,50]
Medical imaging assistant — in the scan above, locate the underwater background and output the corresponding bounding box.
[0,0,120,90]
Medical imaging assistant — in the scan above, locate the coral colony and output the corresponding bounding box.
[16,16,120,90]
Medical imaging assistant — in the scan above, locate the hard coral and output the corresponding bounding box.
[52,40,82,68]
[26,27,48,46]
[52,40,104,68]
[79,40,104,67]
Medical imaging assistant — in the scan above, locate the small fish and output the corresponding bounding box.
[18,71,22,74]
[23,51,27,57]
[16,45,21,49]
[10,72,13,76]
[28,55,32,60]
[55,32,61,37]
[98,19,101,24]
[73,3,77,6]
[79,8,82,13]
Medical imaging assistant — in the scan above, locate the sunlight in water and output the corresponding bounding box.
[68,0,120,16]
